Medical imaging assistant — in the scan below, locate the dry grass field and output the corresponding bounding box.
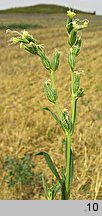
[0,12,102,200]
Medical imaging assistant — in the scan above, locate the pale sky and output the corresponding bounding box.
[0,0,102,15]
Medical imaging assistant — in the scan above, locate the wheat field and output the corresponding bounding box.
[0,12,102,199]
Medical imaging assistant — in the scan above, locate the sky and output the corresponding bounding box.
[0,0,102,15]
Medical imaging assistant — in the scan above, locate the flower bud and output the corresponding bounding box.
[73,74,80,94]
[68,50,76,71]
[66,21,73,34]
[69,29,77,47]
[22,30,37,43]
[61,110,72,132]
[66,11,76,34]
[66,16,73,34]
[51,49,60,72]
[72,37,82,56]
[20,42,38,55]
[39,51,51,71]
[77,88,84,97]
[44,81,58,103]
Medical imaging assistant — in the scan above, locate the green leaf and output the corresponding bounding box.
[40,174,49,199]
[35,151,62,184]
[43,107,65,133]
[52,182,61,199]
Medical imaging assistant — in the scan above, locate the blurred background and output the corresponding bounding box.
[0,0,102,200]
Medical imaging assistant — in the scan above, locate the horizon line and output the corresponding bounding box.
[0,3,98,15]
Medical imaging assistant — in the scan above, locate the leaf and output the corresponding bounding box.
[40,174,49,199]
[35,151,62,184]
[52,182,61,199]
[43,107,65,133]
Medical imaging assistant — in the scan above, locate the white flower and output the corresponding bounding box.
[82,20,89,28]
[67,10,76,18]
[22,30,29,38]
[73,21,79,31]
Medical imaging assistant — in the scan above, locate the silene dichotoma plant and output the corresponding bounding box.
[7,11,89,200]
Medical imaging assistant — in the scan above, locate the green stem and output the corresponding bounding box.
[72,97,77,133]
[65,132,71,199]
[71,70,77,134]
[51,70,61,118]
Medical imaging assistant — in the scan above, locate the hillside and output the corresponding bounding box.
[0,4,95,14]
